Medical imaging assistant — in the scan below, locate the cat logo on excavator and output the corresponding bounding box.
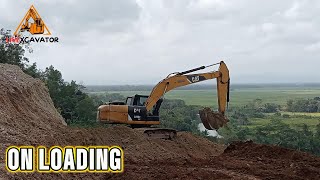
[14,5,51,36]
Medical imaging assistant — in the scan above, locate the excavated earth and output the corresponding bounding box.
[0,63,319,179]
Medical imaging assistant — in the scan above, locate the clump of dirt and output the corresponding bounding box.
[199,107,229,129]
[224,140,319,163]
[215,141,320,179]
[0,63,319,179]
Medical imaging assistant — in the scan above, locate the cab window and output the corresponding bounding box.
[139,96,148,106]
[126,97,132,105]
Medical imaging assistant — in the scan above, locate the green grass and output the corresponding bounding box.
[280,112,320,117]
[248,116,320,130]
[90,87,320,107]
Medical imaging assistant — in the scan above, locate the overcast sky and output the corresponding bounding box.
[1,0,319,85]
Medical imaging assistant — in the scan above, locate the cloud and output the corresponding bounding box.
[305,41,320,52]
[1,0,320,85]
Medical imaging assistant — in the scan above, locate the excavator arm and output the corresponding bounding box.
[145,61,230,130]
[145,61,230,114]
[22,9,37,29]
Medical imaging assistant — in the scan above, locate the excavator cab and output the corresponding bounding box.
[126,95,148,106]
[35,18,42,26]
[126,95,162,120]
[30,18,44,34]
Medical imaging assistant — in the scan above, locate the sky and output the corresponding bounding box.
[0,0,319,85]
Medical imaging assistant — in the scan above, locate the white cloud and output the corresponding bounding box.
[284,1,300,19]
[1,0,320,85]
[305,41,320,52]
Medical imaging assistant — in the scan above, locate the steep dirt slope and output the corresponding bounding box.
[0,64,67,161]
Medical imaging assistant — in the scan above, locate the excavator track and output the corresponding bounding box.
[134,128,177,140]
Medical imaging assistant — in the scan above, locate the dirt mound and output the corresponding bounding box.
[0,64,319,179]
[53,126,224,163]
[216,141,320,179]
[0,64,68,159]
[224,140,319,163]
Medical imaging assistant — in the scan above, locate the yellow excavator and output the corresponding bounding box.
[97,61,230,139]
[20,7,45,35]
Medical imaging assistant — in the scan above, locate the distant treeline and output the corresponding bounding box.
[287,97,320,113]
[84,83,320,92]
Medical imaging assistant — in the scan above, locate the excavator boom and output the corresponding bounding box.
[145,61,230,130]
[97,60,230,135]
[146,61,229,112]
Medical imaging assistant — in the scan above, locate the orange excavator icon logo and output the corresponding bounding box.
[14,5,51,36]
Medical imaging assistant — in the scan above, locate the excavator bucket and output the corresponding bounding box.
[199,107,229,130]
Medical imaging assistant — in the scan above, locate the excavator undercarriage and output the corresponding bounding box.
[133,128,177,140]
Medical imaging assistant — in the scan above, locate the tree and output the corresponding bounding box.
[42,65,64,106]
[0,44,28,68]
[23,62,42,78]
[316,123,320,138]
[41,66,96,123]
[75,96,96,121]
[286,98,320,113]
[159,99,201,132]
[0,29,38,77]
[230,111,249,125]
[263,103,279,113]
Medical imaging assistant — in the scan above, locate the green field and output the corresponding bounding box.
[248,112,320,130]
[90,87,320,107]
[89,87,320,128]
